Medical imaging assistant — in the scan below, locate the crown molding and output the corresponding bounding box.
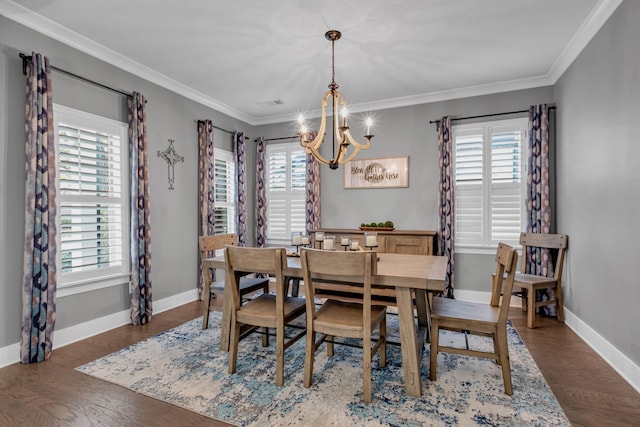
[547,0,624,83]
[254,74,554,125]
[1,0,623,126]
[0,0,255,124]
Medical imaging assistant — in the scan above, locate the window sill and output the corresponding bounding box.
[455,245,522,255]
[57,272,130,298]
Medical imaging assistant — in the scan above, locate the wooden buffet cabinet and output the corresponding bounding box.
[310,229,437,255]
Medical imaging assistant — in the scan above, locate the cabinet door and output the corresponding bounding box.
[388,236,432,255]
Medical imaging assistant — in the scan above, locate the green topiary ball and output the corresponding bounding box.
[384,220,394,228]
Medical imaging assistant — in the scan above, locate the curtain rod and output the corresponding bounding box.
[429,106,556,125]
[20,53,134,99]
[253,135,299,142]
[195,120,249,140]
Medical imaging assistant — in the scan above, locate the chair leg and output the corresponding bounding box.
[262,327,269,347]
[228,315,240,374]
[492,332,501,365]
[202,287,211,330]
[326,335,334,357]
[527,287,536,329]
[429,319,439,381]
[555,287,565,323]
[275,323,284,386]
[363,334,372,403]
[304,331,315,388]
[520,288,527,312]
[379,317,387,368]
[497,328,512,395]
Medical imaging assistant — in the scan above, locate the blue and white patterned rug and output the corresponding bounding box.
[76,311,570,426]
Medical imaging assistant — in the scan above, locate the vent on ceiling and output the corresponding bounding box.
[256,99,285,107]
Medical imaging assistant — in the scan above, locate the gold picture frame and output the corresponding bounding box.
[344,156,409,189]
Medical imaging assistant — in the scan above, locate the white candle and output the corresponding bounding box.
[292,235,302,245]
[323,239,334,250]
[315,232,324,242]
[350,241,360,250]
[366,235,377,247]
[301,236,310,245]
[341,237,349,245]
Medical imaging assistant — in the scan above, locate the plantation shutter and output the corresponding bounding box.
[266,142,306,244]
[214,150,236,235]
[58,123,124,275]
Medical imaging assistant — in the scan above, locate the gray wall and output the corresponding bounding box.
[0,16,257,347]
[554,0,640,366]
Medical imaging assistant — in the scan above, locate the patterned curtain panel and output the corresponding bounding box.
[526,104,556,315]
[234,131,248,246]
[21,52,57,364]
[437,116,455,298]
[128,92,152,325]
[197,120,216,297]
[256,137,267,248]
[305,134,321,236]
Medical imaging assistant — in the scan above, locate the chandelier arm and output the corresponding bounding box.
[342,129,372,149]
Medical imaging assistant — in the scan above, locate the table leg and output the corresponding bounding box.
[396,286,423,397]
[414,289,431,343]
[287,277,300,297]
[219,281,233,352]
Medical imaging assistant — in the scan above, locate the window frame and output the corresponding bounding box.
[265,141,306,246]
[54,104,130,297]
[213,147,236,235]
[453,117,528,254]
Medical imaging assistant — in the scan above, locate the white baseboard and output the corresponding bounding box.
[453,289,523,307]
[0,288,199,369]
[564,308,640,394]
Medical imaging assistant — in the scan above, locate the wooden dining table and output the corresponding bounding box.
[203,252,447,398]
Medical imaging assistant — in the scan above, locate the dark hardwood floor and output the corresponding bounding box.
[0,299,638,427]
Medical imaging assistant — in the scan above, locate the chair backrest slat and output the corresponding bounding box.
[491,243,519,324]
[519,233,568,280]
[199,233,238,256]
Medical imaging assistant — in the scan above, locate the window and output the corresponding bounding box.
[213,148,236,235]
[453,117,527,251]
[266,142,306,245]
[55,105,129,295]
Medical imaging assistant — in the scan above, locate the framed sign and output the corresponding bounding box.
[344,156,409,189]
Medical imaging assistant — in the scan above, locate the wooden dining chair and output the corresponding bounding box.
[199,234,270,330]
[301,248,387,403]
[225,246,306,386]
[430,242,518,395]
[513,232,568,329]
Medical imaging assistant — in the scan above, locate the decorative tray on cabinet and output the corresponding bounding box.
[359,227,395,231]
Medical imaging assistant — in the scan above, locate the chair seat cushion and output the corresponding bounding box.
[431,297,499,324]
[315,300,386,332]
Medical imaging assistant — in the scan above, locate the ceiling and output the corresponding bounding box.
[1,0,622,125]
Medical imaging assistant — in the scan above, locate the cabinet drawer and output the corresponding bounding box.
[387,236,432,255]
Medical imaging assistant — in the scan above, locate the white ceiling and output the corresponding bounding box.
[1,0,623,125]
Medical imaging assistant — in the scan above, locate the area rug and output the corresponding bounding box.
[76,311,570,426]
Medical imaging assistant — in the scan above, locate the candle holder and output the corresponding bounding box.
[301,234,310,247]
[340,236,350,251]
[349,240,361,251]
[315,231,325,249]
[364,231,378,251]
[322,236,336,251]
[291,231,303,254]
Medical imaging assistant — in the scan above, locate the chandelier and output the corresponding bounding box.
[298,30,373,170]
